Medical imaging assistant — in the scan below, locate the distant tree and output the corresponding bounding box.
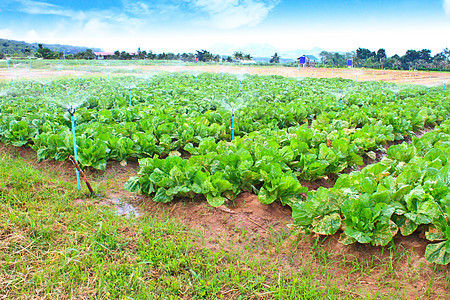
[157,52,166,60]
[243,54,252,61]
[401,50,421,69]
[24,47,31,54]
[181,52,195,62]
[55,51,64,59]
[226,56,233,62]
[376,49,386,61]
[165,52,176,60]
[419,49,432,63]
[114,50,120,59]
[356,48,376,60]
[145,51,154,60]
[36,44,54,59]
[233,51,244,61]
[140,50,147,59]
[0,52,5,59]
[363,56,376,68]
[270,52,280,63]
[196,49,214,62]
[83,49,96,60]
[320,51,349,67]
[120,51,131,60]
[442,48,450,60]
[390,54,402,69]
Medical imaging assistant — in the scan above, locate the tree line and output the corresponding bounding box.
[0,44,253,63]
[319,47,450,71]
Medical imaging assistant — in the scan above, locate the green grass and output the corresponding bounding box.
[0,152,352,299]
[1,149,448,299]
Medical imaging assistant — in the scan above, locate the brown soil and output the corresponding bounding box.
[1,64,449,86]
[1,141,449,299]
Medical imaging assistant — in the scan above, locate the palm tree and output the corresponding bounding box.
[269,53,280,63]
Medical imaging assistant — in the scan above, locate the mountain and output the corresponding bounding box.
[210,43,323,60]
[0,38,101,55]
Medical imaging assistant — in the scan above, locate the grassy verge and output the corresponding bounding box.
[0,151,352,299]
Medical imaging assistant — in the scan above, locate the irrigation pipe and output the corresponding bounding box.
[69,155,94,195]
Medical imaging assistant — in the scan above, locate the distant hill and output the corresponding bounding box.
[0,38,101,55]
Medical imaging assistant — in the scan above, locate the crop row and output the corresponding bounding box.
[293,121,450,265]
[0,75,447,171]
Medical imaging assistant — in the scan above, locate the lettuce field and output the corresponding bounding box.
[1,72,449,266]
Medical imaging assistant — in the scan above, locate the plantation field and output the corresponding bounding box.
[1,59,449,85]
[0,68,449,298]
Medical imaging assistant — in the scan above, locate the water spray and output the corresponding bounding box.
[68,105,81,190]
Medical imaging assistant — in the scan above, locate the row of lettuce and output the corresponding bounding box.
[293,121,450,265]
[0,75,447,172]
[0,73,449,264]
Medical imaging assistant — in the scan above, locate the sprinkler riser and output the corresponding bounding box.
[71,115,81,190]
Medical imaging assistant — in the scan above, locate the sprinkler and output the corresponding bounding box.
[68,105,81,190]
[230,110,235,141]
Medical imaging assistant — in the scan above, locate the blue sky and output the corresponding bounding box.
[0,0,449,56]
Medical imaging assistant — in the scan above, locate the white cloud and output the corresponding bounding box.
[0,27,15,39]
[16,0,86,20]
[444,0,450,15]
[189,0,278,29]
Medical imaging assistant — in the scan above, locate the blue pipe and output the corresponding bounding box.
[231,111,235,140]
[70,113,81,190]
[44,84,46,94]
[129,88,132,106]
[428,87,430,93]
[238,81,241,91]
[340,96,343,111]
[394,93,397,101]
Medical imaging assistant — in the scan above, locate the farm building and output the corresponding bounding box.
[94,52,115,60]
[297,55,320,67]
